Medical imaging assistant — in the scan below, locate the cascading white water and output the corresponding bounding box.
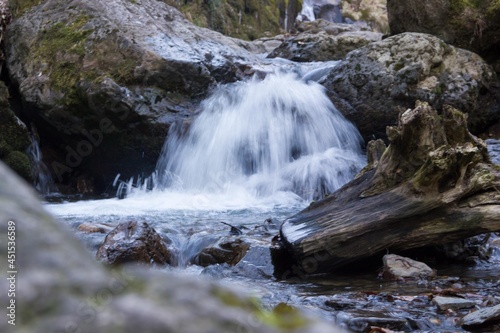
[27,135,56,196]
[154,71,365,201]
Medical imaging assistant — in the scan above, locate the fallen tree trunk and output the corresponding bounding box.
[279,101,500,275]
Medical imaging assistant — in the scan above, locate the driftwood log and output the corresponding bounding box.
[279,101,500,275]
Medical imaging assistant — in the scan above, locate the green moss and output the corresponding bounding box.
[258,302,308,330]
[0,114,31,152]
[4,151,33,182]
[212,288,309,330]
[34,15,91,89]
[486,0,500,16]
[433,84,443,95]
[393,62,404,71]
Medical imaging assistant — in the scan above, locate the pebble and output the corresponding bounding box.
[433,296,476,311]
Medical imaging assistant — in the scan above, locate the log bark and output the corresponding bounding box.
[279,101,500,274]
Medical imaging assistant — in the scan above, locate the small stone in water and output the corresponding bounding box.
[382,254,435,280]
[433,296,476,311]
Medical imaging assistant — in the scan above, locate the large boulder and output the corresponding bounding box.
[321,32,499,141]
[387,0,500,70]
[0,161,344,333]
[5,0,262,193]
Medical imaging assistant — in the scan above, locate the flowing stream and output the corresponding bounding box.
[44,63,500,332]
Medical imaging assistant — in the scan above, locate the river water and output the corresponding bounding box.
[44,65,500,332]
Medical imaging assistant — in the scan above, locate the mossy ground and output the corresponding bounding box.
[163,0,282,40]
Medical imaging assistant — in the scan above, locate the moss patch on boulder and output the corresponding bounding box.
[0,82,33,182]
[162,0,283,40]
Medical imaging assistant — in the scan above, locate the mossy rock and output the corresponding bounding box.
[8,0,44,18]
[0,83,31,153]
[387,0,500,65]
[5,0,262,193]
[4,151,33,182]
[0,140,13,158]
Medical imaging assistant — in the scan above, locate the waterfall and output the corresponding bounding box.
[153,71,365,201]
[27,135,56,196]
[297,0,316,22]
[297,0,342,23]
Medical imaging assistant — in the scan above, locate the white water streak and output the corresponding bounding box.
[155,72,365,201]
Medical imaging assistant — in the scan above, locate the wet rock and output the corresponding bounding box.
[336,310,411,332]
[77,222,114,234]
[461,304,500,328]
[433,296,476,311]
[96,221,172,265]
[435,233,497,263]
[325,299,357,310]
[193,237,250,267]
[322,32,499,141]
[382,254,435,280]
[235,245,275,279]
[387,0,500,70]
[268,30,382,62]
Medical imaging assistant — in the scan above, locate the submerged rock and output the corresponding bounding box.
[96,221,172,265]
[336,310,411,332]
[322,32,499,141]
[382,254,435,280]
